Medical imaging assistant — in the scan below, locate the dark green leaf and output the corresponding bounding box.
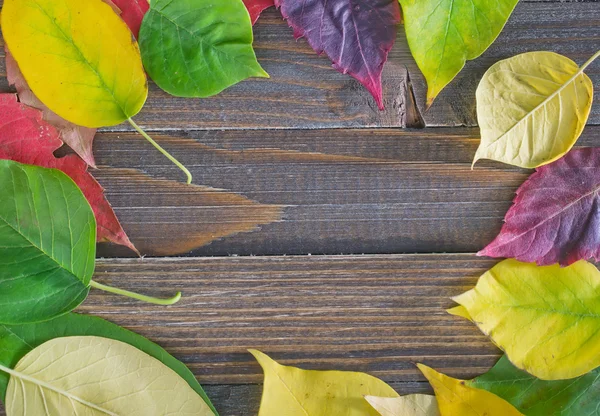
[139,0,268,97]
[0,160,95,324]
[0,313,218,415]
[468,355,600,416]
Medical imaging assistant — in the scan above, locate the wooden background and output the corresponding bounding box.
[1,0,599,414]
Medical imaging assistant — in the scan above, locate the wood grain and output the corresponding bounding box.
[94,126,599,257]
[1,2,598,129]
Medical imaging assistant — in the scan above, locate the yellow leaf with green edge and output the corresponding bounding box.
[250,349,398,416]
[398,0,519,106]
[2,336,213,415]
[454,259,600,380]
[473,51,598,168]
[365,394,440,416]
[1,0,148,128]
[417,364,523,416]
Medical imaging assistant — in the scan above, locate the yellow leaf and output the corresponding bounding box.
[446,305,473,322]
[417,364,523,416]
[365,394,440,416]
[473,51,598,168]
[250,349,398,416]
[1,0,148,128]
[2,336,213,415]
[454,259,600,380]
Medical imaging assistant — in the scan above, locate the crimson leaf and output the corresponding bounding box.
[274,0,401,110]
[480,147,600,266]
[243,0,274,25]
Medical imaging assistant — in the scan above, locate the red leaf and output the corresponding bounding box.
[274,0,401,110]
[5,48,98,168]
[480,148,600,266]
[243,0,275,25]
[109,0,149,38]
[0,94,138,255]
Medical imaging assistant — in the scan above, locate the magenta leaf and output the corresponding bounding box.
[243,0,275,25]
[480,148,600,266]
[275,0,401,110]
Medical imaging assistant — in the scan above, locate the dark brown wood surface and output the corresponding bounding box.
[0,0,599,415]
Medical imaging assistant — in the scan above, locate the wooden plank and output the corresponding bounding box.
[94,126,600,257]
[1,2,598,129]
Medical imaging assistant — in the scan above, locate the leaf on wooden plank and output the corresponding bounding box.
[0,313,217,414]
[468,355,600,416]
[2,336,213,415]
[1,0,148,128]
[97,168,283,255]
[0,94,137,253]
[417,364,523,416]
[139,0,268,98]
[250,349,398,416]
[399,0,518,106]
[473,51,598,168]
[0,160,95,325]
[243,0,275,25]
[365,394,440,416]
[274,0,401,110]
[109,0,149,38]
[5,47,98,168]
[453,259,600,380]
[479,148,600,266]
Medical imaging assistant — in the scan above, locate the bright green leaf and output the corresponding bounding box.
[250,349,398,416]
[2,336,213,415]
[473,51,598,168]
[399,0,519,106]
[454,259,600,380]
[0,160,95,325]
[468,355,600,416]
[139,0,269,98]
[0,313,217,414]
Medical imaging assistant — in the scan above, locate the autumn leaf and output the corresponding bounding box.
[274,0,401,110]
[0,313,217,414]
[366,394,440,416]
[243,0,275,25]
[2,336,213,415]
[453,259,600,380]
[2,0,191,183]
[0,94,136,253]
[468,355,600,416]
[473,51,598,168]
[480,148,600,266]
[399,0,518,106]
[250,349,398,415]
[139,0,268,98]
[418,364,523,416]
[109,0,149,38]
[5,47,98,168]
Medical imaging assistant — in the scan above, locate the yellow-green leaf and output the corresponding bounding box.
[417,364,523,416]
[365,394,440,416]
[2,336,213,415]
[473,51,598,168]
[453,259,600,380]
[1,0,148,128]
[250,349,398,416]
[399,0,519,106]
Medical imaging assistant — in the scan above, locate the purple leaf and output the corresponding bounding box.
[274,0,401,110]
[480,148,600,266]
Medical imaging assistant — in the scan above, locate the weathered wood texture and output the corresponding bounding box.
[86,254,493,415]
[95,126,600,258]
[1,2,598,129]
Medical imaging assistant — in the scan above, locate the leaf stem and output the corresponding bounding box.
[90,280,182,305]
[127,118,192,184]
[580,50,600,73]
